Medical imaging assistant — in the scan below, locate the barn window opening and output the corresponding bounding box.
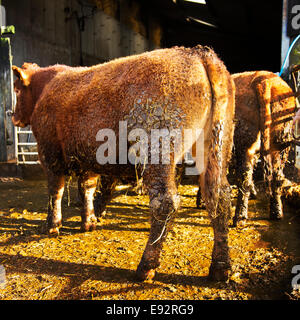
[183,0,206,5]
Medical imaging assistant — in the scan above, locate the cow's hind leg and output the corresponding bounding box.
[78,175,117,220]
[43,172,65,235]
[269,151,286,220]
[94,175,118,219]
[233,157,255,226]
[233,143,259,227]
[208,183,231,281]
[79,172,98,232]
[136,165,180,281]
[200,170,231,281]
[270,187,283,220]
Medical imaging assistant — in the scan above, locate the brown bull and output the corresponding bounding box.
[12,46,235,281]
[231,71,295,226]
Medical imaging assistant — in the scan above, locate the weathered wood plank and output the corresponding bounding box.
[55,0,67,47]
[94,10,108,60]
[0,37,13,161]
[30,0,45,36]
[44,0,55,44]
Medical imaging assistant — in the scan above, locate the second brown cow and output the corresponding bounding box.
[232,71,295,226]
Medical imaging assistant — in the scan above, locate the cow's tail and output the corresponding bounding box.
[201,48,235,218]
[252,77,273,194]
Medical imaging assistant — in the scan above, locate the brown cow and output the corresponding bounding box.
[11,63,110,217]
[12,46,235,281]
[231,71,295,226]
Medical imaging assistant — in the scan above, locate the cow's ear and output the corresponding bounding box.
[22,62,39,70]
[12,66,30,86]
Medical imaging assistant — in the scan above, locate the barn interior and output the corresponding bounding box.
[1,0,284,72]
[148,0,283,73]
[0,0,289,165]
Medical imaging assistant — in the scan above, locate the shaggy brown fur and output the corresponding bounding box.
[12,63,79,127]
[12,46,235,281]
[231,71,295,226]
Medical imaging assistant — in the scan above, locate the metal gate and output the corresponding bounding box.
[14,126,39,165]
[291,64,300,102]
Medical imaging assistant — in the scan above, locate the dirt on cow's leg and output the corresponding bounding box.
[269,152,287,220]
[42,172,65,235]
[78,175,117,221]
[136,165,180,281]
[232,155,250,227]
[269,175,284,220]
[233,149,258,227]
[233,189,250,227]
[270,193,283,220]
[208,184,231,281]
[80,173,98,232]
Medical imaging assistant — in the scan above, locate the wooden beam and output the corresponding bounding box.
[0,34,14,162]
[0,37,9,161]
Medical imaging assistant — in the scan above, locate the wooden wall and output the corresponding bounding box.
[0,0,163,161]
[2,0,162,68]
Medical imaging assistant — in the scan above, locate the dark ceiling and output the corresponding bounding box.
[143,0,283,74]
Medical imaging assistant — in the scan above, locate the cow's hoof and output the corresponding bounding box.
[80,222,97,232]
[95,210,106,221]
[232,218,246,228]
[48,227,60,235]
[136,265,156,281]
[41,223,61,235]
[209,264,230,281]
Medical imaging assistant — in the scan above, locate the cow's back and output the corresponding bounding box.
[253,72,295,146]
[233,71,295,150]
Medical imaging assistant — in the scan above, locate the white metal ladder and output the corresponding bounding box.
[14,127,39,164]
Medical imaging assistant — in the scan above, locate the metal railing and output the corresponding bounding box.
[291,64,300,105]
[14,126,39,164]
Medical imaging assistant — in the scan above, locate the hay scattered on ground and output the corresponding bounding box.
[0,180,299,300]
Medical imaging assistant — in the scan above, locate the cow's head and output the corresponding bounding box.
[12,63,39,127]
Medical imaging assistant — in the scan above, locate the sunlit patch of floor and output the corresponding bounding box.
[0,179,299,300]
